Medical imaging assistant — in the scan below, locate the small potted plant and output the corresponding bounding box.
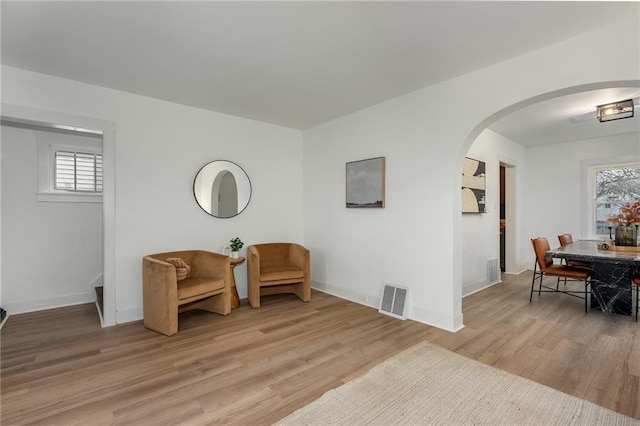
[229,237,244,258]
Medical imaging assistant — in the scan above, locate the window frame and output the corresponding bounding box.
[589,161,640,237]
[36,132,103,203]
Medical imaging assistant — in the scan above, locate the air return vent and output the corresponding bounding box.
[379,283,408,320]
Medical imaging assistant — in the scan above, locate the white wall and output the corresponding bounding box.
[302,17,639,331]
[1,66,304,323]
[462,129,527,296]
[2,16,638,330]
[523,132,640,260]
[1,125,103,313]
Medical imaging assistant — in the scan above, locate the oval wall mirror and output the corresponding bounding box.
[193,160,252,218]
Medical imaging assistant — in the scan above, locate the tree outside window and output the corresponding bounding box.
[594,164,640,235]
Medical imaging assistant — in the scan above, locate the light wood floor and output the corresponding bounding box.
[1,271,638,424]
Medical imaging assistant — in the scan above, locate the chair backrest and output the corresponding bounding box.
[531,237,553,269]
[558,233,573,247]
[251,243,293,267]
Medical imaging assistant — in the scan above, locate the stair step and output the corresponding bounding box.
[95,286,104,315]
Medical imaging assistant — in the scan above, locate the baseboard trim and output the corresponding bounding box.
[115,307,143,325]
[463,279,502,298]
[3,292,94,315]
[311,280,462,332]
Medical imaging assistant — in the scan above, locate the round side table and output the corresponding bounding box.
[229,256,245,309]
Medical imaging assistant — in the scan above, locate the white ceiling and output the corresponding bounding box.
[490,89,640,147]
[2,1,639,144]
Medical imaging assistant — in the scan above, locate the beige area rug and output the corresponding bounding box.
[276,341,638,425]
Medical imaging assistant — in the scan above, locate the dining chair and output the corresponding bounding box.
[632,276,640,322]
[557,233,591,270]
[530,237,591,313]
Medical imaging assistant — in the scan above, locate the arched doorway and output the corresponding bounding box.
[456,80,640,319]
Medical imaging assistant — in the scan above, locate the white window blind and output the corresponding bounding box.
[55,150,103,192]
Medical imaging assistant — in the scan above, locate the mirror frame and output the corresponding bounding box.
[193,160,252,218]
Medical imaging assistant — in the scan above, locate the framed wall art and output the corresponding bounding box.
[346,156,385,208]
[462,157,486,213]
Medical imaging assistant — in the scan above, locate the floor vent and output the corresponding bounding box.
[487,258,500,284]
[379,283,408,320]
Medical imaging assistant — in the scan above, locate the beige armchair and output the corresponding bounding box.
[142,250,231,336]
[247,243,310,308]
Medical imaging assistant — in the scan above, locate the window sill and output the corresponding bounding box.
[35,192,103,203]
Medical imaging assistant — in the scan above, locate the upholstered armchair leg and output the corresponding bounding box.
[144,303,178,337]
[294,282,311,302]
[249,285,261,308]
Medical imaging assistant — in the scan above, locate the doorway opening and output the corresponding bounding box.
[1,105,116,326]
[499,161,516,275]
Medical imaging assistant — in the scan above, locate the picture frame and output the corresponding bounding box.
[462,157,486,213]
[346,156,385,208]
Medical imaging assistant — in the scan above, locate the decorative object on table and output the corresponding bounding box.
[607,200,640,246]
[193,160,252,218]
[230,237,244,258]
[346,156,385,208]
[462,157,486,213]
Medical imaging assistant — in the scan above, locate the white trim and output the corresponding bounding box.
[463,278,500,298]
[115,307,143,324]
[3,292,95,315]
[34,132,103,197]
[585,159,640,238]
[311,280,464,332]
[35,192,102,203]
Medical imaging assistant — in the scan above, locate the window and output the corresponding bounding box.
[35,130,103,203]
[593,163,640,235]
[55,150,103,192]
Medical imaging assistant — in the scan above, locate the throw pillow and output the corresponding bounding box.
[166,257,191,281]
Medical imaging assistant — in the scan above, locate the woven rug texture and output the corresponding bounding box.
[276,341,638,425]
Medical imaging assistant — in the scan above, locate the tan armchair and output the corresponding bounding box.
[142,250,231,336]
[247,243,310,308]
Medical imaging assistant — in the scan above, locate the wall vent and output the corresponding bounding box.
[487,258,500,285]
[379,283,408,320]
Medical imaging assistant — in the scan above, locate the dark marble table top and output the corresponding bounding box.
[548,240,640,264]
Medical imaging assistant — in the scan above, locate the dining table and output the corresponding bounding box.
[547,240,639,317]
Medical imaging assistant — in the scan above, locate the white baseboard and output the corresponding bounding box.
[311,280,463,333]
[463,278,503,298]
[115,306,143,325]
[3,292,94,315]
[312,280,378,309]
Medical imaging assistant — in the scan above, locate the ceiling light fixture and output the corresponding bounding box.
[596,99,634,122]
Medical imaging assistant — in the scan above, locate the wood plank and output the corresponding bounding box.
[1,272,638,423]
